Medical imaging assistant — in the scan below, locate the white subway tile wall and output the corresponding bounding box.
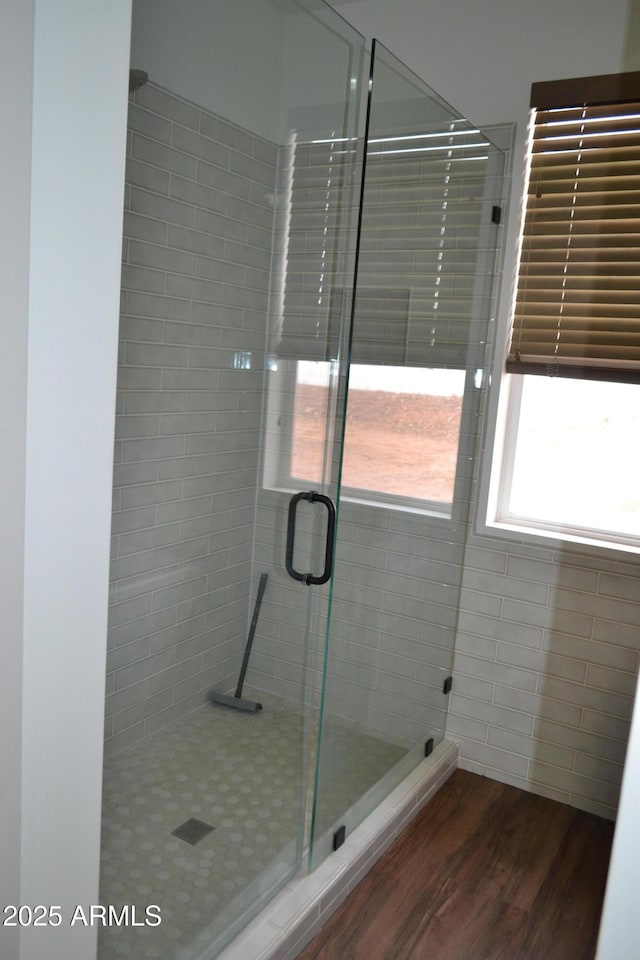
[451,533,640,819]
[106,84,277,754]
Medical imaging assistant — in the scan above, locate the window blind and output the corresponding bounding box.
[506,71,640,382]
[276,127,496,367]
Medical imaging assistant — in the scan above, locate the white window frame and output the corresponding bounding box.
[480,368,640,556]
[477,71,640,556]
[263,357,473,521]
[474,92,640,558]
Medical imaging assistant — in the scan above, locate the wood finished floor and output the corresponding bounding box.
[298,769,614,960]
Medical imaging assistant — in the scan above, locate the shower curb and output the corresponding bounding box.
[216,739,459,960]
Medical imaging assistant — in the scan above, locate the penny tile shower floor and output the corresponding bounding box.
[98,693,405,960]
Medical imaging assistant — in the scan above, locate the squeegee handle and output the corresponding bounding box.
[235,573,268,699]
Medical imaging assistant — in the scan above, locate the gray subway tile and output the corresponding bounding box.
[111,689,175,737]
[552,586,640,629]
[114,415,159,440]
[125,342,189,368]
[113,460,158,487]
[496,642,587,684]
[528,761,619,808]
[194,208,248,242]
[114,649,175,691]
[106,637,150,674]
[170,176,227,215]
[114,607,177,647]
[148,614,208,654]
[534,719,627,763]
[125,158,170,195]
[154,537,209,569]
[123,211,168,244]
[229,149,275,188]
[159,413,217,435]
[147,654,202,696]
[172,124,230,167]
[199,112,253,155]
[128,292,191,321]
[130,188,195,228]
[193,254,245,286]
[111,506,156,536]
[132,134,197,179]
[135,84,200,130]
[116,366,163,390]
[162,368,220,390]
[118,522,181,557]
[115,566,178,604]
[197,160,253,201]
[119,316,165,343]
[157,454,214,480]
[543,631,638,672]
[163,321,220,347]
[586,663,639,695]
[492,684,582,727]
[127,104,172,144]
[153,575,208,612]
[110,551,155,583]
[122,264,165,293]
[121,436,185,462]
[123,391,186,414]
[104,679,147,718]
[155,496,212,524]
[167,223,225,259]
[121,479,183,509]
[129,239,192,275]
[108,593,152,628]
[539,677,632,719]
[103,723,146,758]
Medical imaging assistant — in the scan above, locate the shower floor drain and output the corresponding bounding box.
[171,817,216,846]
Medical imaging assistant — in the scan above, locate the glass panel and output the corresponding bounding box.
[310,39,505,867]
[100,2,363,957]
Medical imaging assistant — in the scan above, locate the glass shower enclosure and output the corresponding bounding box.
[310,38,506,864]
[99,2,505,957]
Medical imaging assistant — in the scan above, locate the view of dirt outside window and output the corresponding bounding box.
[290,363,465,506]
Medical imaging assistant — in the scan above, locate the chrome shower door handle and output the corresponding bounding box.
[285,491,336,586]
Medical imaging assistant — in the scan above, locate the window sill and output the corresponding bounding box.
[340,490,451,521]
[267,480,454,521]
[478,514,640,559]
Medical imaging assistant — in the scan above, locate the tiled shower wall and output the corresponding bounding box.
[447,135,640,822]
[244,138,503,747]
[106,83,276,754]
[450,529,640,820]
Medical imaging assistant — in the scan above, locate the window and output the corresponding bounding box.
[268,117,503,520]
[487,70,640,551]
[290,361,466,511]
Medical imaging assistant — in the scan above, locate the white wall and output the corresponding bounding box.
[0,3,132,959]
[597,669,640,957]
[331,0,631,128]
[0,3,33,957]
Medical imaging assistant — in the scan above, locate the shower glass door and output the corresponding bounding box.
[100,2,363,958]
[309,39,506,866]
